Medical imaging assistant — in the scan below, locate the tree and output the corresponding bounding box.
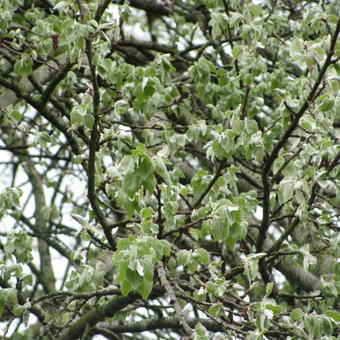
[0,0,339,339]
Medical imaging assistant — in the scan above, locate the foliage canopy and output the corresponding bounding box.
[0,0,339,339]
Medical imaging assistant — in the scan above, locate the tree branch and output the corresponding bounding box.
[156,261,193,337]
[58,294,139,340]
[77,0,115,250]
[0,77,81,155]
[193,161,228,209]
[99,316,224,334]
[257,16,340,251]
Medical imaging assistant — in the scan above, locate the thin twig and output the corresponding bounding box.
[257,16,340,252]
[76,0,115,249]
[193,161,228,209]
[156,261,193,337]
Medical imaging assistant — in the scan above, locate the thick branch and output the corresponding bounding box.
[40,61,74,107]
[24,159,56,293]
[248,228,321,292]
[99,316,224,333]
[0,49,69,107]
[58,294,138,340]
[0,127,56,293]
[112,0,171,16]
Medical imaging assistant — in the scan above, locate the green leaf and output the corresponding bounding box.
[13,304,25,316]
[300,115,316,130]
[142,259,154,281]
[36,132,52,147]
[208,303,224,317]
[325,310,340,322]
[211,218,229,242]
[229,221,247,243]
[23,274,33,286]
[154,239,171,259]
[84,114,94,130]
[1,288,18,307]
[161,240,171,257]
[137,279,153,299]
[194,323,209,340]
[209,12,227,40]
[135,157,153,180]
[117,237,135,251]
[142,174,156,194]
[290,308,304,321]
[115,100,129,115]
[14,56,33,78]
[265,304,282,315]
[4,230,33,263]
[154,157,171,184]
[187,261,198,274]
[177,249,191,266]
[206,281,216,295]
[116,260,128,283]
[121,279,133,296]
[243,254,265,283]
[319,100,334,112]
[232,46,243,59]
[70,107,84,127]
[10,110,21,121]
[141,207,153,220]
[280,179,294,203]
[194,248,210,264]
[249,5,263,16]
[265,282,274,297]
[321,316,333,335]
[123,172,141,198]
[126,267,142,289]
[141,78,156,97]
